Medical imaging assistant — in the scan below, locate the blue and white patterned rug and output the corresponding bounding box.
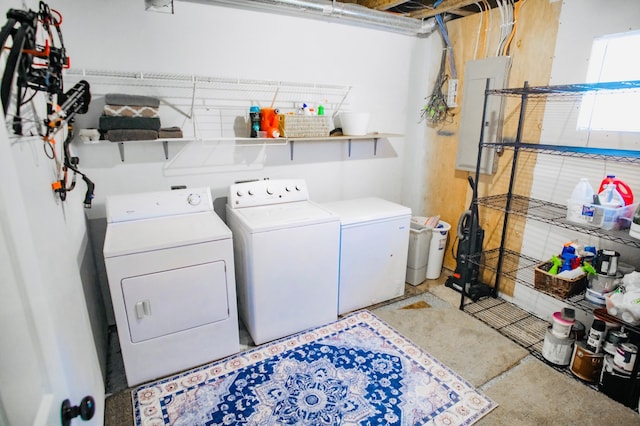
[133,310,496,425]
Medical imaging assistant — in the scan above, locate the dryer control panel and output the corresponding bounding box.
[107,187,214,223]
[229,179,309,208]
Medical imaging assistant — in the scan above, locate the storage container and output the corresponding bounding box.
[405,218,433,285]
[277,114,330,138]
[425,221,451,279]
[533,261,587,299]
[338,112,370,136]
[591,202,638,230]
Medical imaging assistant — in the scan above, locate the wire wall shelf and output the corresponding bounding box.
[482,142,640,165]
[476,194,640,248]
[64,68,353,143]
[488,80,640,97]
[472,248,608,314]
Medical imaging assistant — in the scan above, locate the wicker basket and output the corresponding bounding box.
[533,261,587,299]
[278,114,330,138]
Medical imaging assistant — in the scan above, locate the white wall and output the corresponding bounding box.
[2,1,105,422]
[511,0,640,322]
[53,0,439,216]
[39,0,439,372]
[0,0,439,418]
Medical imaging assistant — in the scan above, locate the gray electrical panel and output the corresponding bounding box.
[455,57,512,175]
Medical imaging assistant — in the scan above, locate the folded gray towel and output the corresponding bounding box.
[105,129,158,142]
[105,93,161,108]
[159,127,183,138]
[99,116,161,131]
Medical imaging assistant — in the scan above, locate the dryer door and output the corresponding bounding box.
[122,261,229,343]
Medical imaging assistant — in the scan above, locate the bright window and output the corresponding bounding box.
[577,30,640,132]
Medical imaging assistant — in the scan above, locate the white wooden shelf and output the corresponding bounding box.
[98,133,402,161]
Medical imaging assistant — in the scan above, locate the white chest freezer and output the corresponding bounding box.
[322,197,411,315]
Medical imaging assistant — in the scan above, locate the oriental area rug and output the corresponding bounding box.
[132,310,496,425]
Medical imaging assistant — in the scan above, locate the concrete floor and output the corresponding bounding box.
[372,277,640,425]
[104,274,640,424]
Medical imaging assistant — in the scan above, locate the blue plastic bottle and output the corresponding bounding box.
[249,106,261,138]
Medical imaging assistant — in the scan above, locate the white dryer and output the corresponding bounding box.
[226,179,340,345]
[103,187,239,387]
[322,197,411,315]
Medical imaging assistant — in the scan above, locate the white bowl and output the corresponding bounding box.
[339,112,370,136]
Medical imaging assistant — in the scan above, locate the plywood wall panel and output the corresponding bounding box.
[423,0,562,296]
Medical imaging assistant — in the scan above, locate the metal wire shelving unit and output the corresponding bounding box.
[461,79,640,409]
[466,79,640,301]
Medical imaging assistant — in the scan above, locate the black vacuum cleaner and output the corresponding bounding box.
[445,176,493,302]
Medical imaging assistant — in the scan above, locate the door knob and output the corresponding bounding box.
[61,395,95,426]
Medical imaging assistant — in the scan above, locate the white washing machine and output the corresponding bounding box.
[322,197,411,315]
[103,187,239,387]
[226,179,340,345]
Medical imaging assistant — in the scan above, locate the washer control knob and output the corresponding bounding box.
[295,185,302,191]
[285,186,292,192]
[187,193,201,205]
[266,187,273,195]
[236,190,244,197]
[248,189,254,196]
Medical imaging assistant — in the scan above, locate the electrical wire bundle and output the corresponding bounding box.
[473,0,526,59]
[495,0,515,56]
[419,0,458,126]
[420,48,449,125]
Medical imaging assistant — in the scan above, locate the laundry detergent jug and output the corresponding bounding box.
[260,108,280,138]
[598,175,634,206]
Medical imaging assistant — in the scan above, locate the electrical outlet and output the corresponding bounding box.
[446,79,458,108]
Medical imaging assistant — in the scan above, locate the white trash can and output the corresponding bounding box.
[405,217,433,285]
[425,220,451,280]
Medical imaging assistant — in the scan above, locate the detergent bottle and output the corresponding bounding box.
[260,108,281,138]
[598,175,634,205]
[598,183,625,208]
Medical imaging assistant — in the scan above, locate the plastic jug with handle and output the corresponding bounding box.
[260,108,280,138]
[566,178,594,224]
[598,175,634,205]
[598,183,625,208]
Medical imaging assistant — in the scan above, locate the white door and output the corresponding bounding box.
[0,110,104,424]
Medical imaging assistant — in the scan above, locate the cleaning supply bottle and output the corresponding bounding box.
[571,178,595,203]
[598,183,625,208]
[567,178,594,224]
[249,106,261,138]
[598,175,634,205]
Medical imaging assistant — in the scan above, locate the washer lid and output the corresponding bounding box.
[104,212,230,257]
[322,197,411,225]
[228,201,339,232]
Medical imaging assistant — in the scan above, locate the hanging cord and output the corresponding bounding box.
[434,14,457,79]
[496,0,515,56]
[502,0,527,56]
[472,2,484,61]
[482,0,491,58]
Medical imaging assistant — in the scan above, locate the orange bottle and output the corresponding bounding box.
[260,108,280,138]
[598,175,633,206]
